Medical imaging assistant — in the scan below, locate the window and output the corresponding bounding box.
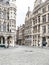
[48,13,49,21]
[1,12,3,18]
[0,12,1,18]
[0,11,3,19]
[38,25,40,32]
[10,29,11,32]
[33,18,35,25]
[42,26,46,34]
[48,25,49,33]
[48,36,49,39]
[0,23,1,31]
[42,15,46,23]
[7,12,9,20]
[3,9,6,19]
[35,17,37,23]
[7,23,9,32]
[33,36,34,39]
[0,8,1,19]
[7,16,9,20]
[42,7,46,13]
[38,16,40,22]
[3,22,6,32]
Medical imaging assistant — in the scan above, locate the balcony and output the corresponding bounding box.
[0,31,15,36]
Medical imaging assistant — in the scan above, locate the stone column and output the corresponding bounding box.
[6,23,7,32]
[32,20,34,46]
[37,16,38,24]
[40,15,42,24]
[37,26,38,33]
[1,24,3,31]
[12,37,15,47]
[5,37,8,48]
[31,35,33,46]
[46,37,48,47]
[46,24,48,46]
[36,35,38,46]
[46,25,48,34]
[1,37,3,45]
[46,14,48,22]
[48,39,49,47]
[40,37,42,47]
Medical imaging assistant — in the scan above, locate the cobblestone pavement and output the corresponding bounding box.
[0,46,49,65]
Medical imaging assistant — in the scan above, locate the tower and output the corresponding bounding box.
[9,0,16,32]
[9,0,16,45]
[26,7,31,17]
[0,0,17,47]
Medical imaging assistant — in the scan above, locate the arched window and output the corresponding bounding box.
[3,22,6,32]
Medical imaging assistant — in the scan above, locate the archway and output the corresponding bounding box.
[7,36,13,47]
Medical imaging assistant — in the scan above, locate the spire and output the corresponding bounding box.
[26,6,31,17]
[28,6,30,12]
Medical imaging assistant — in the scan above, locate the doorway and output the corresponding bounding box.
[42,37,46,46]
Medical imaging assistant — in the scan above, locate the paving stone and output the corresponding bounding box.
[0,46,49,65]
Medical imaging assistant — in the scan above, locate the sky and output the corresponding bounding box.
[16,0,45,28]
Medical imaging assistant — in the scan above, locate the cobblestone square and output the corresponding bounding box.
[0,46,49,65]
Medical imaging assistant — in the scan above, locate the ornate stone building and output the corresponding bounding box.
[17,0,49,47]
[24,7,32,46]
[16,24,25,45]
[0,0,16,47]
[32,0,49,46]
[24,0,49,47]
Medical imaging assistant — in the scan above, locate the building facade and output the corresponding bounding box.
[0,0,16,47]
[16,24,25,45]
[32,0,49,46]
[24,7,32,46]
[17,0,49,47]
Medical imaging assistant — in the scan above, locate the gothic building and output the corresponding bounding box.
[25,7,32,46]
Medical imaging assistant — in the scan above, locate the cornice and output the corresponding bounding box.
[33,0,49,14]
